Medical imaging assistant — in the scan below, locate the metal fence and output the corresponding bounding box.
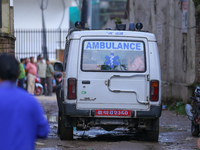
[14,29,68,60]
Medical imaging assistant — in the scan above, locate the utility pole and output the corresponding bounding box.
[81,0,88,28]
[41,0,48,59]
[0,0,2,28]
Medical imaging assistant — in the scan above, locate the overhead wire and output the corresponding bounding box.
[57,0,66,29]
[37,0,49,10]
[37,0,66,29]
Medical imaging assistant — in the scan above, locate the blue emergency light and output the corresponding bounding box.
[129,22,135,31]
[75,21,83,29]
[74,21,144,32]
[136,22,143,31]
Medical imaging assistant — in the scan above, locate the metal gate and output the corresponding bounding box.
[14,29,68,60]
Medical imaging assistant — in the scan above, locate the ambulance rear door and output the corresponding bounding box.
[76,36,150,113]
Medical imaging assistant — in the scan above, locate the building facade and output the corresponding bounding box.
[13,0,79,60]
[0,0,15,55]
[128,0,196,103]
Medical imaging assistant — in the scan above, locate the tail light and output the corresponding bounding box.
[68,78,77,99]
[150,80,159,101]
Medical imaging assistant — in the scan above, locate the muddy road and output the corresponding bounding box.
[35,94,199,150]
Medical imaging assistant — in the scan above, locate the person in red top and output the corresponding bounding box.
[26,56,37,94]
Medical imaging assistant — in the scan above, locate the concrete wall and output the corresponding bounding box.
[127,0,196,103]
[13,0,77,29]
[0,0,15,55]
[195,9,200,84]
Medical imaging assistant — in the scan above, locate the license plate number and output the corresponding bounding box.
[95,110,131,116]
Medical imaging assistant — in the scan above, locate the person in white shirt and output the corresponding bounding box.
[37,55,47,95]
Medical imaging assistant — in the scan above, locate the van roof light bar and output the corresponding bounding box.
[136,22,143,31]
[129,22,135,31]
[116,24,126,30]
[75,21,83,29]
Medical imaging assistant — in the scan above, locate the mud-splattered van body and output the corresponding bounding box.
[55,30,162,141]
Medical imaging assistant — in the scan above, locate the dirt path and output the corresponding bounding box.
[35,95,199,150]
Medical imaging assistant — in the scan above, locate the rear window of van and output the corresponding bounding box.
[81,40,146,72]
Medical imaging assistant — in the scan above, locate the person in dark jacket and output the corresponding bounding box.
[0,53,49,150]
[46,59,54,96]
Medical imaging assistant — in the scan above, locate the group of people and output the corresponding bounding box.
[0,53,49,149]
[18,55,54,96]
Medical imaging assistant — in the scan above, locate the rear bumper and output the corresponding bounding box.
[63,103,162,118]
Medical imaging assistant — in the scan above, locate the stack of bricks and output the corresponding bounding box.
[0,34,15,56]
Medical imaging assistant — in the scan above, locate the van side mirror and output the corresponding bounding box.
[54,62,63,72]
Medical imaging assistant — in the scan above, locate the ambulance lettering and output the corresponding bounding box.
[85,41,143,51]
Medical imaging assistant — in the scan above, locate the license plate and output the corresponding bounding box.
[95,110,131,116]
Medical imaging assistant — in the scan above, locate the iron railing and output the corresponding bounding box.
[14,29,68,60]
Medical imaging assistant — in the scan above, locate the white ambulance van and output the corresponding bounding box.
[54,22,162,141]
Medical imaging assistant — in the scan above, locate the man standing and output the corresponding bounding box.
[46,59,54,96]
[0,53,49,150]
[37,56,47,95]
[24,57,29,69]
[26,56,37,94]
[18,58,25,88]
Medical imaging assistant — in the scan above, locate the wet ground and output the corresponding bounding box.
[35,94,199,150]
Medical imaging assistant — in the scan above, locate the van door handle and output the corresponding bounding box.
[82,80,90,84]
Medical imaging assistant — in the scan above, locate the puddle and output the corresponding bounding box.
[73,125,189,141]
[36,148,59,150]
[37,116,198,150]
[160,124,189,132]
[45,115,58,123]
[44,115,59,138]
[159,124,190,144]
[159,132,176,143]
[73,127,145,141]
[45,117,192,144]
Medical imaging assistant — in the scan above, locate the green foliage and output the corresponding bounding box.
[175,101,186,115]
[193,0,200,8]
[167,101,186,115]
[114,18,122,25]
[167,104,175,111]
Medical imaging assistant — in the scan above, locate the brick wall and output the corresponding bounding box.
[196,9,200,83]
[0,1,15,56]
[0,33,15,56]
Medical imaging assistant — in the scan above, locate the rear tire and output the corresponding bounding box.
[145,118,159,141]
[59,114,73,140]
[145,130,159,141]
[34,87,43,96]
[191,122,199,136]
[57,111,61,135]
[56,85,62,135]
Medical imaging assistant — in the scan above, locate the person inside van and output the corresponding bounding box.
[83,50,97,64]
[82,50,101,70]
[127,52,145,71]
